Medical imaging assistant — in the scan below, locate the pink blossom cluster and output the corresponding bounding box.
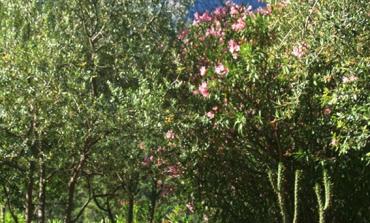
[213,6,227,17]
[177,29,189,40]
[200,66,207,76]
[256,5,272,16]
[206,106,219,119]
[182,2,274,110]
[191,3,254,35]
[215,63,229,76]
[225,1,253,16]
[228,39,240,59]
[192,63,230,99]
[342,75,358,83]
[323,107,332,116]
[192,64,230,98]
[142,155,154,167]
[186,202,195,213]
[188,1,273,39]
[193,11,213,25]
[157,146,166,153]
[206,111,215,119]
[292,42,308,58]
[185,2,275,53]
[205,25,225,39]
[198,82,210,97]
[230,5,240,16]
[232,17,246,32]
[165,129,175,140]
[166,164,181,178]
[141,148,166,168]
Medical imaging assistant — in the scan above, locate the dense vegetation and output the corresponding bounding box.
[0,0,369,222]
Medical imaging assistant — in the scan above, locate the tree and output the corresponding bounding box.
[1,0,191,222]
[175,0,369,222]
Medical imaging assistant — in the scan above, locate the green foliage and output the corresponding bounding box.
[176,0,369,221]
[0,0,368,222]
[0,0,192,222]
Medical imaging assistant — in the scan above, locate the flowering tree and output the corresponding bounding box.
[175,0,369,222]
[0,0,368,222]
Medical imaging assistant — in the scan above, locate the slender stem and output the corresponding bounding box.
[315,183,325,223]
[293,170,302,223]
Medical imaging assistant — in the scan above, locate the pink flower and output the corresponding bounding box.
[214,19,222,30]
[228,40,240,53]
[165,130,175,140]
[230,5,240,16]
[186,203,195,213]
[212,106,219,111]
[215,63,229,76]
[342,75,358,83]
[206,111,215,119]
[200,66,207,76]
[142,155,154,167]
[205,20,224,39]
[194,11,212,25]
[231,18,246,31]
[330,138,338,147]
[205,27,224,38]
[193,12,201,25]
[213,7,227,17]
[256,5,272,16]
[199,11,212,22]
[156,158,164,166]
[177,29,189,40]
[228,39,240,59]
[323,108,332,116]
[157,146,165,153]
[198,82,210,97]
[243,5,253,14]
[292,42,308,58]
[166,165,181,178]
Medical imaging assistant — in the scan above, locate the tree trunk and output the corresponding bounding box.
[64,178,76,223]
[148,180,158,223]
[149,196,157,223]
[127,195,134,223]
[37,160,46,223]
[64,153,87,223]
[25,160,35,223]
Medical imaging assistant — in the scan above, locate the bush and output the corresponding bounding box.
[175,0,369,222]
